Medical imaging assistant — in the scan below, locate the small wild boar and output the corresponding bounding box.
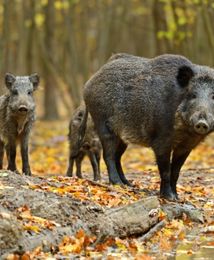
[0,73,39,175]
[66,105,102,181]
[84,53,214,200]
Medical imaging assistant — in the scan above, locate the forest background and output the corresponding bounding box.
[1,0,214,119]
[0,1,214,258]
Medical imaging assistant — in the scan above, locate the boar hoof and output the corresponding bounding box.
[122,179,133,187]
[24,170,32,176]
[160,193,177,201]
[171,188,179,200]
[66,171,73,177]
[160,190,177,201]
[94,176,101,182]
[8,167,19,174]
[110,177,124,185]
[174,192,179,201]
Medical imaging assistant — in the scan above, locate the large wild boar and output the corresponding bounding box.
[0,73,39,175]
[83,53,214,200]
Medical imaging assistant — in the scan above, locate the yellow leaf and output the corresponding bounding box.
[159,238,172,251]
[34,13,45,27]
[23,224,41,233]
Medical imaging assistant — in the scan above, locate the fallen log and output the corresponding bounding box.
[0,171,160,256]
[95,196,160,244]
[0,170,205,257]
[161,202,204,223]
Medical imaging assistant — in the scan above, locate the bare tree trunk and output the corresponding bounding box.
[202,5,214,66]
[0,0,13,95]
[153,0,171,55]
[25,0,36,74]
[2,0,11,72]
[97,0,115,66]
[43,0,59,120]
[16,1,26,74]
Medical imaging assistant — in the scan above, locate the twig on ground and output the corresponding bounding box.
[139,220,166,242]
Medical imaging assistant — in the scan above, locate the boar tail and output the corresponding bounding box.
[69,106,88,157]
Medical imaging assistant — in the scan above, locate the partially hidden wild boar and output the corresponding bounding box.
[66,105,102,181]
[0,73,39,175]
[84,53,214,200]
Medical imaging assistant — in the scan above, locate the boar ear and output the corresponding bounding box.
[29,73,39,90]
[177,66,194,88]
[5,73,16,89]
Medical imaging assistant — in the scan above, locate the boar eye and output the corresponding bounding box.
[12,89,18,95]
[212,94,214,100]
[189,93,196,99]
[27,90,32,95]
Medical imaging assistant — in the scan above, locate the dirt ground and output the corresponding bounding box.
[0,120,213,259]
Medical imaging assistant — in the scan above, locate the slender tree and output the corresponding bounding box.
[42,0,59,120]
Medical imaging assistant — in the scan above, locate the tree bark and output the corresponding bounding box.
[43,0,59,120]
[0,0,12,95]
[153,0,171,55]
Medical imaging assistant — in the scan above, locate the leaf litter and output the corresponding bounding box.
[2,120,214,259]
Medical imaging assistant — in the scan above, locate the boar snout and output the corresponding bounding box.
[191,111,214,135]
[18,105,28,113]
[194,119,209,134]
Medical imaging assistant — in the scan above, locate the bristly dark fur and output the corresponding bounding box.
[66,104,102,181]
[84,53,214,200]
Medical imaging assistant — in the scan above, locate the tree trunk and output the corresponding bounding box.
[43,0,59,120]
[25,0,36,74]
[0,0,12,95]
[153,0,171,55]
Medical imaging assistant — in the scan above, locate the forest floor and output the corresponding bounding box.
[0,120,214,259]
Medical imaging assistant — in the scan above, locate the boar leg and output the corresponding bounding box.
[155,149,176,201]
[98,124,123,185]
[66,155,74,177]
[0,140,4,169]
[115,141,132,186]
[95,150,101,175]
[20,134,32,176]
[76,152,84,178]
[95,149,101,180]
[89,151,101,181]
[6,142,17,173]
[171,150,190,199]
